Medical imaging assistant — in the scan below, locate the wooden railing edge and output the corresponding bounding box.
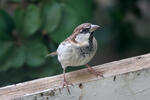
[0,53,150,100]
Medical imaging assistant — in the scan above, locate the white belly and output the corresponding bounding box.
[57,38,97,68]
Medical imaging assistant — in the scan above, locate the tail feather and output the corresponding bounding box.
[46,52,57,57]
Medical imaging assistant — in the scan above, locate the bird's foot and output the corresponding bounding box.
[62,80,73,94]
[63,80,73,88]
[88,67,104,78]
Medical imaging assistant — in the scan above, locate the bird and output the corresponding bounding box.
[47,23,103,88]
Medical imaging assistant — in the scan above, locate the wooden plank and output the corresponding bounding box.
[0,53,150,100]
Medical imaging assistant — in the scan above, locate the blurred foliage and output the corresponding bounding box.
[0,0,93,86]
[110,0,150,53]
[0,0,150,87]
[95,0,150,56]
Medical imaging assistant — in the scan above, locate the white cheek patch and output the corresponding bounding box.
[75,33,90,43]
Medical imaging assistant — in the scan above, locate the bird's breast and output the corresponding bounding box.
[75,38,97,65]
[57,37,97,68]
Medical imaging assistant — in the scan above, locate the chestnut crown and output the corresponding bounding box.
[73,23,100,35]
[70,23,100,43]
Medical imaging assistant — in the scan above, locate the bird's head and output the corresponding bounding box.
[71,23,100,43]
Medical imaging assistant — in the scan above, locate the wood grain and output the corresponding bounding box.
[0,53,150,100]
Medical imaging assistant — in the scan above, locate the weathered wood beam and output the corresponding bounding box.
[0,53,150,100]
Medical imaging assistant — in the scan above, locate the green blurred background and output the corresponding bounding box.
[0,0,150,87]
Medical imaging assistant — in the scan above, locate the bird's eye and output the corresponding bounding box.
[80,28,89,33]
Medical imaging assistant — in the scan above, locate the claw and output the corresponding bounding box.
[86,64,104,78]
[62,80,73,94]
[88,68,104,78]
[62,80,73,88]
[62,68,73,94]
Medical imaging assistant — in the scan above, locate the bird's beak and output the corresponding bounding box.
[90,24,100,32]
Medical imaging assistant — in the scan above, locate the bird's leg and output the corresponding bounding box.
[86,64,104,78]
[62,68,73,94]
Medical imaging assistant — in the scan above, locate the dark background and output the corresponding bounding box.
[0,0,150,87]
